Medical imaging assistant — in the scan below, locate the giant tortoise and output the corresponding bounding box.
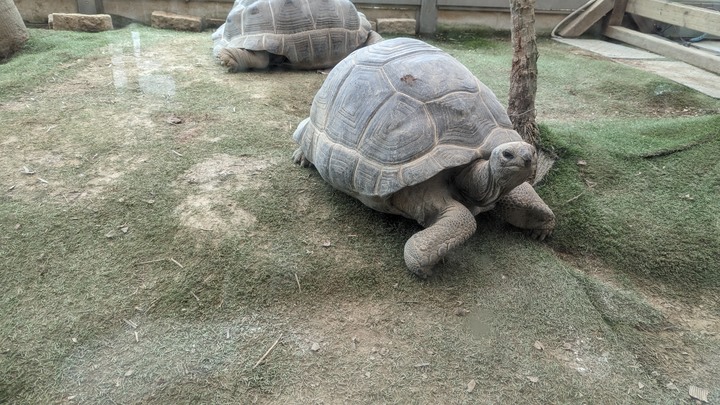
[212,0,382,71]
[292,38,556,277]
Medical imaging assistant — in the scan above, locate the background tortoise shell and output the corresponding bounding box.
[293,37,523,198]
[212,0,375,69]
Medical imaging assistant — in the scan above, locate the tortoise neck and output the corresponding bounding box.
[454,160,498,207]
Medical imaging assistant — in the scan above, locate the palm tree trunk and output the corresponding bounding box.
[0,0,29,60]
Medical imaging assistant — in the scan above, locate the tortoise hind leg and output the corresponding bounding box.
[218,48,270,71]
[363,31,383,47]
[493,182,555,240]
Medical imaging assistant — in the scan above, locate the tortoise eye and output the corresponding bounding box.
[502,151,515,160]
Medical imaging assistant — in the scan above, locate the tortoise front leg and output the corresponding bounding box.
[494,182,555,240]
[402,200,477,278]
[218,48,270,71]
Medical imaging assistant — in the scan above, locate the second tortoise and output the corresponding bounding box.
[212,0,382,71]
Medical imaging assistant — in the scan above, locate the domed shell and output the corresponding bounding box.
[293,37,522,198]
[212,0,375,69]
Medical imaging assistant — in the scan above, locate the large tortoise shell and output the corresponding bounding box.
[293,37,522,198]
[212,0,375,69]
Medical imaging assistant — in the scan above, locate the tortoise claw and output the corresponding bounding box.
[292,148,312,167]
[527,228,553,241]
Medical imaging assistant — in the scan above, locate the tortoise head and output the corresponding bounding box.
[489,141,537,189]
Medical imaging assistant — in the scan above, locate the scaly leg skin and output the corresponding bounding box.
[403,201,477,278]
[494,182,555,240]
[218,48,270,72]
[292,148,312,167]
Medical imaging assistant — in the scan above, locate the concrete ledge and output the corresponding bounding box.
[377,18,416,35]
[151,11,203,32]
[48,13,113,32]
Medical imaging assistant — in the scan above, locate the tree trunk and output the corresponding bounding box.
[508,0,540,147]
[0,0,29,60]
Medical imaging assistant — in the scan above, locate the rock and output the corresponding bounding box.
[376,18,416,35]
[151,11,203,32]
[48,13,113,32]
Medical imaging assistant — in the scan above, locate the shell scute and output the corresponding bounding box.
[326,146,360,190]
[358,94,434,166]
[381,52,479,103]
[323,64,395,150]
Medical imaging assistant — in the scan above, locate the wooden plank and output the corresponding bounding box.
[353,0,421,6]
[625,0,720,36]
[606,0,628,26]
[418,0,438,34]
[557,0,614,37]
[436,0,587,11]
[604,25,720,74]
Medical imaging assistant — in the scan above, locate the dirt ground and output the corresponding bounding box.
[2,27,719,404]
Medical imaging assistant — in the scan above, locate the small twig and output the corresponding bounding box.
[145,298,158,314]
[169,258,184,268]
[134,258,166,266]
[171,150,183,157]
[37,178,48,184]
[134,331,139,343]
[191,292,200,302]
[563,191,585,205]
[123,319,138,329]
[294,273,302,293]
[507,107,536,117]
[253,335,282,369]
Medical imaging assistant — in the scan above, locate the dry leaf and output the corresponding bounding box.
[577,160,587,166]
[467,379,476,393]
[688,385,709,402]
[533,341,545,351]
[321,241,333,247]
[527,376,539,383]
[124,369,134,377]
[310,342,320,352]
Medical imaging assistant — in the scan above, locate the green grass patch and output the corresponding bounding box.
[540,116,720,287]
